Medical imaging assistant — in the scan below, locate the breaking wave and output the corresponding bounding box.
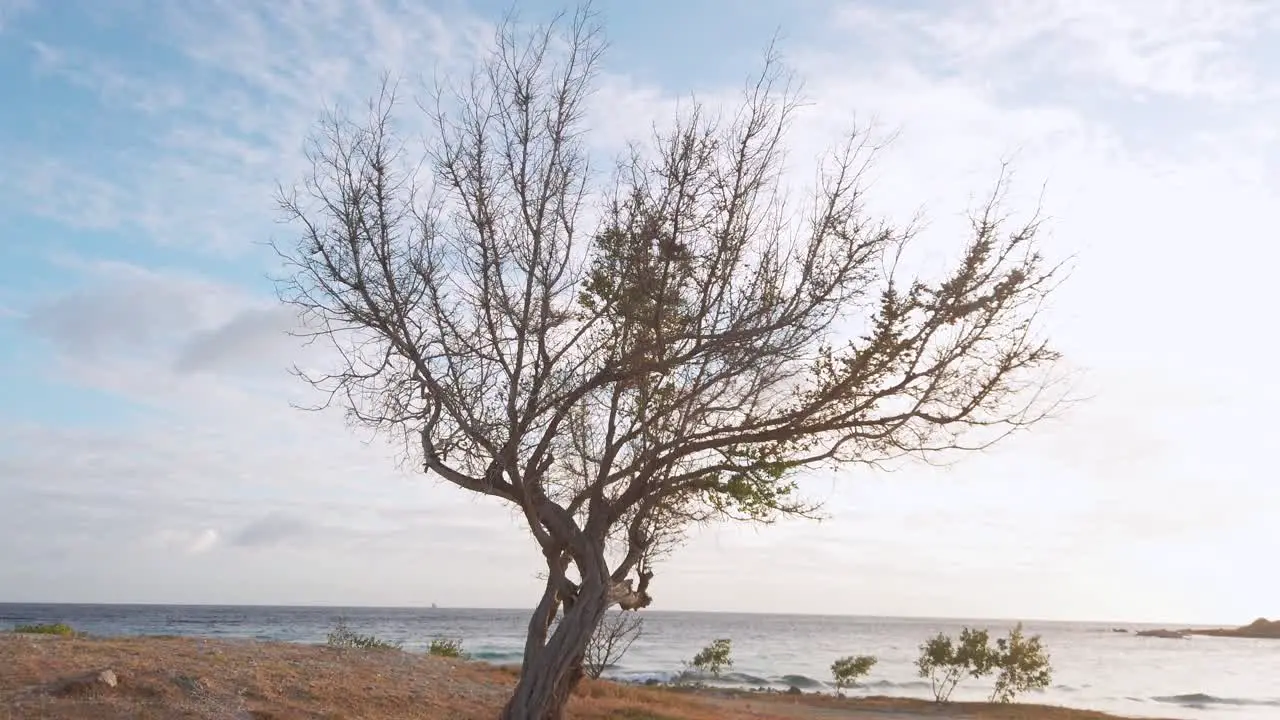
[864,679,931,691]
[1153,693,1280,709]
[778,674,824,689]
[466,649,524,663]
[610,670,950,694]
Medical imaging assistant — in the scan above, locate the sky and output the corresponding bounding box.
[1,0,1278,625]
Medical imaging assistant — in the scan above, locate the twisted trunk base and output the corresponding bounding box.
[501,581,608,720]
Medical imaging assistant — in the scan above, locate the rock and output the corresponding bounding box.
[1187,618,1280,639]
[50,668,118,696]
[1131,619,1280,640]
[1135,629,1188,639]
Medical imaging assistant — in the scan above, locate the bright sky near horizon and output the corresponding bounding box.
[1,0,1277,625]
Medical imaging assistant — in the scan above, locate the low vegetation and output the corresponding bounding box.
[0,633,1142,720]
[429,637,466,658]
[990,624,1053,703]
[678,638,733,685]
[917,627,996,702]
[325,618,403,651]
[916,624,1053,703]
[12,622,78,636]
[830,655,877,696]
[316,620,1051,706]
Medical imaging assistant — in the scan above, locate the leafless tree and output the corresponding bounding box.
[273,7,1069,719]
[582,610,644,680]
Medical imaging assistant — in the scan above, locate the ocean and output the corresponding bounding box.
[1,604,1276,719]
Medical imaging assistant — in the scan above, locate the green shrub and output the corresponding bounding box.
[916,625,1054,704]
[428,637,465,658]
[989,623,1052,703]
[686,638,733,679]
[325,618,402,651]
[13,622,77,636]
[830,654,877,696]
[915,627,996,702]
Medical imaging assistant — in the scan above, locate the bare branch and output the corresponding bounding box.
[583,611,644,679]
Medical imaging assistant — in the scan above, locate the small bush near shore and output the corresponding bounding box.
[917,627,995,702]
[428,637,465,658]
[990,623,1053,703]
[677,638,733,685]
[325,618,402,651]
[916,624,1053,704]
[830,654,877,696]
[12,622,78,636]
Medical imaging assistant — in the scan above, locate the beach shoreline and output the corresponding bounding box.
[1,633,1176,720]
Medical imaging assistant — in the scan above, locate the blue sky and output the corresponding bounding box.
[2,0,1279,624]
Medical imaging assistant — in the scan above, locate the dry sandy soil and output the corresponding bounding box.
[0,634,1170,720]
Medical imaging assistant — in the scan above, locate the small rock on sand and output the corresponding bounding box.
[48,668,118,696]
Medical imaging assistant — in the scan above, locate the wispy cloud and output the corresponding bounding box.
[0,0,31,34]
[29,41,187,113]
[835,0,1280,101]
[1,1,494,256]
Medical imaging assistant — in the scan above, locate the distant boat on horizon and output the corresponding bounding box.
[431,603,438,609]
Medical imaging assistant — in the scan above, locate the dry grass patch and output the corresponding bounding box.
[2,635,1172,720]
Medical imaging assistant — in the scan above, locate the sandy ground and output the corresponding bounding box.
[0,634,1171,720]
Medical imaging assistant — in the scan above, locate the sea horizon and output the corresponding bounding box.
[0,601,1245,629]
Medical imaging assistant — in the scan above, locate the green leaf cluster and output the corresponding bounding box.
[990,624,1052,703]
[830,654,877,696]
[12,622,78,636]
[687,638,733,679]
[703,443,808,522]
[428,637,467,658]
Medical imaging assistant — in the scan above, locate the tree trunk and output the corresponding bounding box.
[520,571,562,678]
[501,578,609,720]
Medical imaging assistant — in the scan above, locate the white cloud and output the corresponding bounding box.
[25,260,241,356]
[189,529,219,554]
